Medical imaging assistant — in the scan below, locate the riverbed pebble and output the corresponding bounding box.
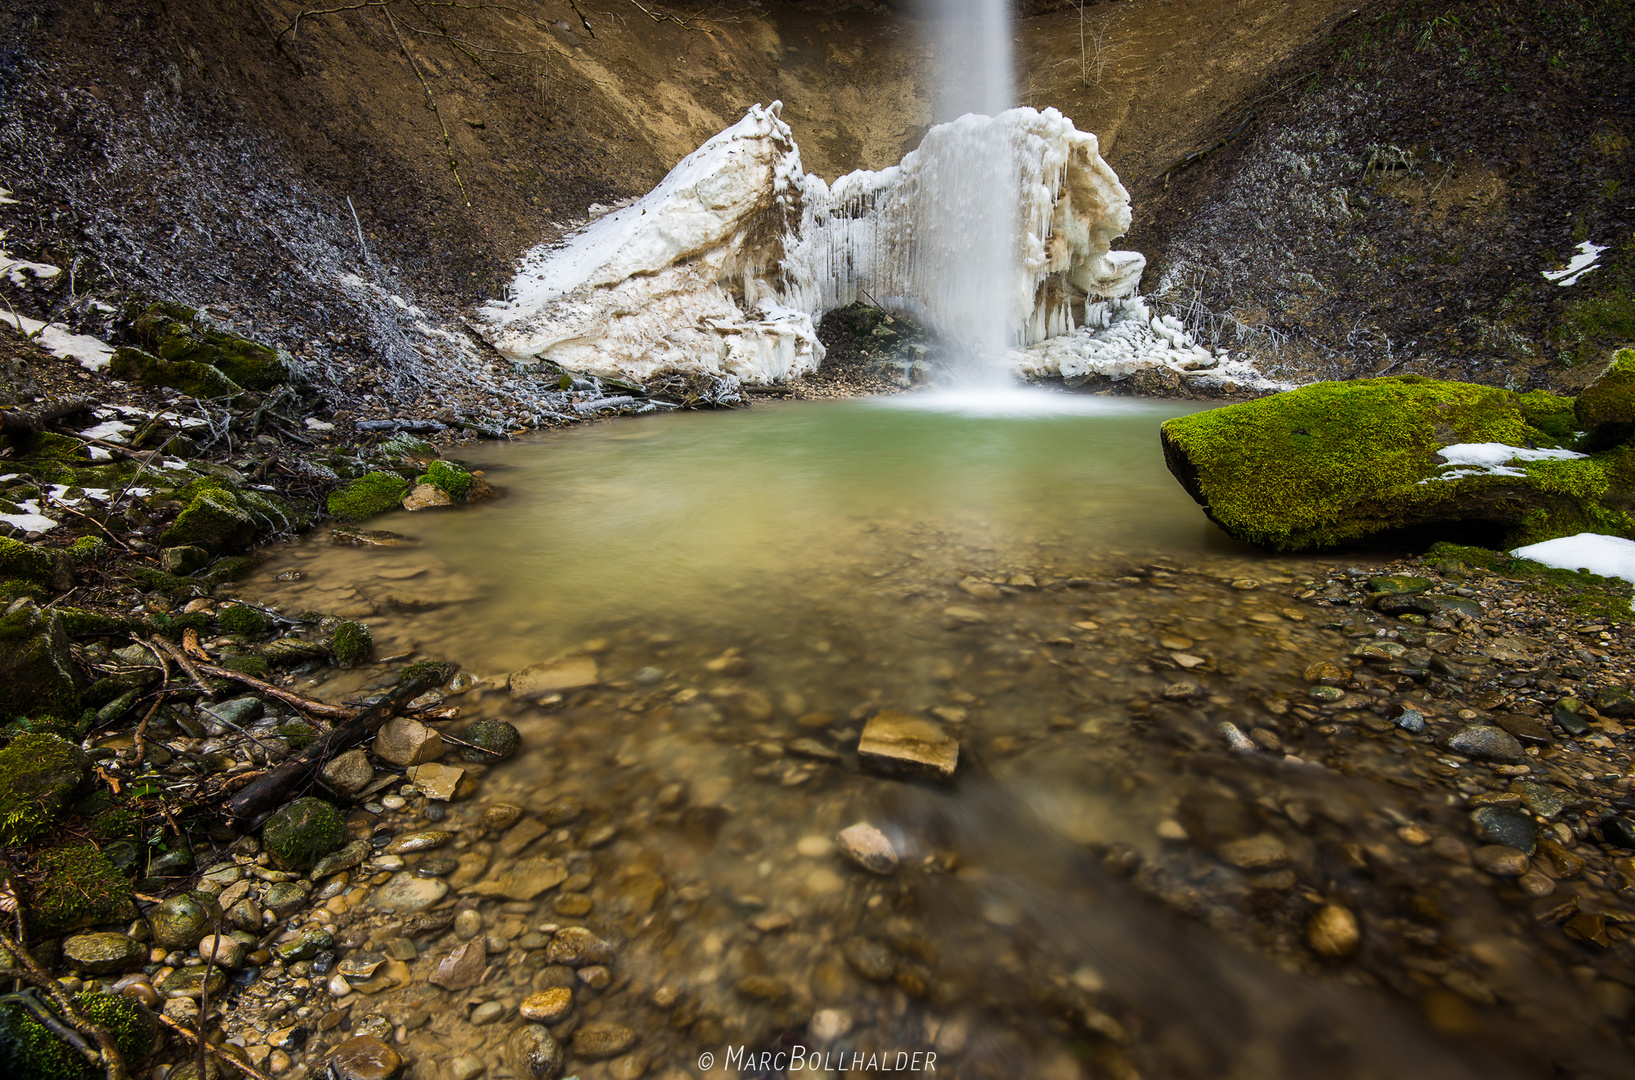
[836,822,898,874]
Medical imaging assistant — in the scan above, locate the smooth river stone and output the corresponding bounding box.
[1444,724,1523,763]
[520,987,573,1022]
[509,656,600,700]
[374,718,444,767]
[327,1034,404,1080]
[312,839,371,879]
[62,933,146,975]
[385,830,453,855]
[431,939,487,991]
[371,872,450,913]
[407,762,465,801]
[856,710,958,780]
[835,823,898,875]
[467,855,567,901]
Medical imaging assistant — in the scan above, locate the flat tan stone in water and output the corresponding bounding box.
[857,710,958,781]
[407,762,464,800]
[467,854,568,900]
[509,655,600,699]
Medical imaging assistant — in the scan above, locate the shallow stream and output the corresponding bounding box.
[237,390,1621,1079]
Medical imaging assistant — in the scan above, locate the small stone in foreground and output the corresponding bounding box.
[1470,805,1537,855]
[407,762,465,800]
[430,939,487,990]
[520,987,573,1023]
[328,1034,404,1080]
[509,1025,564,1079]
[1307,904,1359,959]
[573,1021,636,1060]
[856,710,958,781]
[370,872,449,914]
[1444,724,1523,764]
[835,822,898,875]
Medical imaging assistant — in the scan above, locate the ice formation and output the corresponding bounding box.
[1430,442,1586,480]
[483,102,1184,385]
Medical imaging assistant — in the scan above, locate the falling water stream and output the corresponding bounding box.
[240,395,1628,1078]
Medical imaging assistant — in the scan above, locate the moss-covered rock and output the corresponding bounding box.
[417,459,474,501]
[327,472,410,522]
[0,989,154,1080]
[65,536,107,564]
[219,653,271,680]
[461,717,521,762]
[1576,348,1635,448]
[55,608,134,638]
[29,844,136,935]
[330,620,372,667]
[274,721,317,751]
[109,346,244,399]
[0,732,89,844]
[0,538,60,589]
[0,604,82,722]
[158,479,309,553]
[217,603,272,638]
[262,796,347,871]
[120,300,286,390]
[1161,376,1635,551]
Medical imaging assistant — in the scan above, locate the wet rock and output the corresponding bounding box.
[402,483,453,512]
[1443,725,1523,763]
[553,893,593,917]
[1472,845,1530,876]
[856,710,958,780]
[159,966,227,999]
[321,749,376,796]
[1596,684,1635,717]
[196,934,245,969]
[455,909,484,938]
[407,762,465,800]
[1395,709,1427,734]
[543,795,584,825]
[62,932,145,975]
[385,830,453,855]
[1493,713,1551,746]
[788,738,841,763]
[520,987,573,1022]
[1162,681,1200,700]
[204,696,265,729]
[327,1034,404,1080]
[150,894,219,950]
[836,822,898,874]
[227,899,261,933]
[1217,722,1256,753]
[1537,838,1585,878]
[842,937,895,981]
[509,656,599,700]
[312,840,371,879]
[573,1022,636,1060]
[958,577,1002,600]
[1303,661,1347,684]
[461,718,521,762]
[469,855,568,901]
[578,964,612,989]
[0,730,88,843]
[1368,575,1432,597]
[1602,816,1635,848]
[374,717,443,767]
[1217,833,1289,870]
[1511,780,1565,819]
[431,939,487,990]
[545,927,613,967]
[483,802,525,831]
[1307,905,1359,959]
[509,1024,564,1079]
[1552,698,1591,736]
[262,797,347,871]
[451,1057,485,1080]
[263,882,307,917]
[1470,805,1537,854]
[471,1001,506,1026]
[371,872,450,913]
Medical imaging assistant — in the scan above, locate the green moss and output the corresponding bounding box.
[88,806,142,840]
[0,732,89,844]
[109,346,243,399]
[398,660,457,688]
[0,538,58,588]
[217,603,272,638]
[379,433,436,461]
[157,479,308,553]
[196,555,256,586]
[125,567,186,594]
[0,990,154,1080]
[0,607,81,721]
[329,620,372,667]
[274,721,317,751]
[55,609,133,638]
[1425,541,1635,623]
[145,612,212,640]
[65,536,107,564]
[219,653,271,680]
[1517,389,1581,443]
[327,471,410,521]
[29,844,135,935]
[1161,376,1635,551]
[1552,234,1635,370]
[1576,347,1635,434]
[417,459,473,500]
[261,796,346,871]
[121,300,286,390]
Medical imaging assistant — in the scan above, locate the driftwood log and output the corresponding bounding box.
[0,397,96,434]
[223,662,454,820]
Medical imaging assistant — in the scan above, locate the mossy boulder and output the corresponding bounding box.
[330,620,373,667]
[461,717,521,762]
[0,732,89,843]
[0,604,82,722]
[217,603,272,638]
[29,844,136,935]
[120,300,286,390]
[0,538,63,589]
[1161,376,1635,552]
[158,479,309,553]
[417,459,474,501]
[262,796,347,871]
[1576,348,1635,449]
[109,346,244,399]
[0,990,154,1080]
[328,472,411,521]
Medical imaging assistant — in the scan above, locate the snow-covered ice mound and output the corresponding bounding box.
[480,102,1277,389]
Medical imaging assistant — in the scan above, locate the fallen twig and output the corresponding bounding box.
[155,1012,275,1080]
[195,663,353,720]
[0,927,129,1079]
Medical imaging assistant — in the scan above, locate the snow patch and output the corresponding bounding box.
[1511,533,1635,590]
[481,103,1189,387]
[80,420,135,443]
[1,311,116,371]
[0,188,18,206]
[1543,241,1607,287]
[0,499,57,533]
[1431,442,1585,479]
